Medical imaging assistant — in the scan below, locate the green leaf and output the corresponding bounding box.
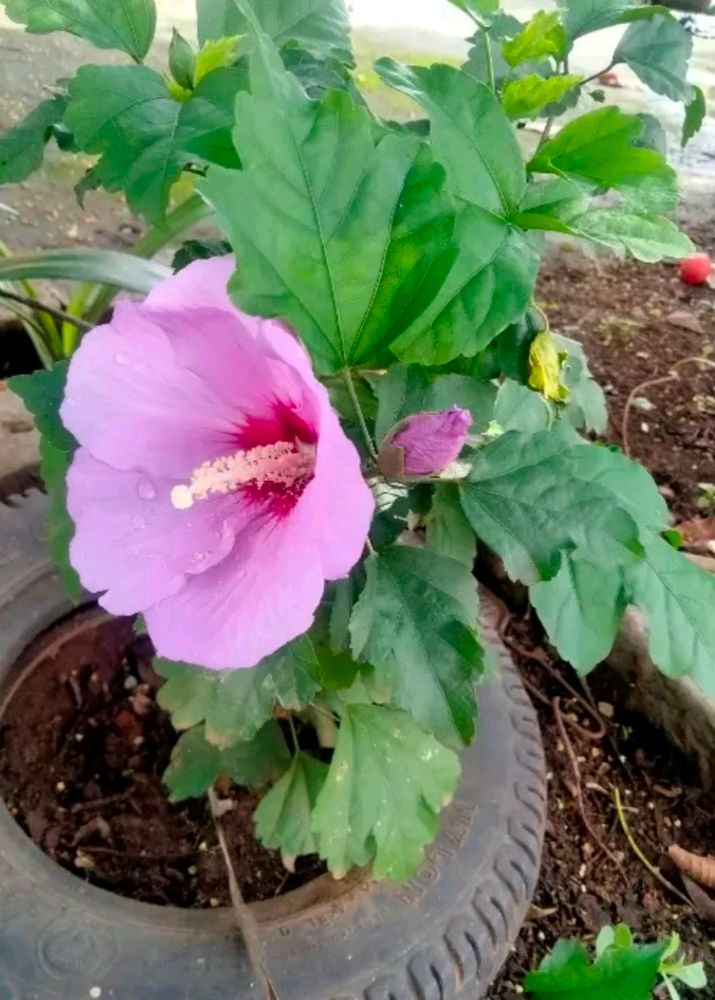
[375,61,525,217]
[502,11,567,67]
[614,14,693,104]
[529,107,677,214]
[39,438,82,601]
[493,379,551,432]
[311,703,460,879]
[349,547,481,748]
[503,74,582,119]
[682,85,706,148]
[525,936,666,1000]
[553,333,608,434]
[169,29,196,89]
[516,178,589,234]
[254,752,328,859]
[194,35,243,85]
[172,238,232,272]
[0,97,66,184]
[156,636,321,747]
[425,485,478,568]
[531,554,626,672]
[459,427,643,584]
[373,364,497,441]
[164,721,290,801]
[447,0,499,16]
[625,533,715,698]
[3,0,156,60]
[571,208,694,263]
[373,61,536,364]
[559,0,666,41]
[66,63,247,221]
[0,248,169,291]
[201,36,455,374]
[9,361,74,452]
[197,0,352,61]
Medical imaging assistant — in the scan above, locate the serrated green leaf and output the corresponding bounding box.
[156,636,321,747]
[425,485,477,568]
[349,547,481,747]
[194,35,243,85]
[529,107,677,214]
[682,85,706,148]
[553,333,608,434]
[372,61,536,364]
[39,438,81,601]
[373,364,497,441]
[164,721,289,801]
[0,97,66,184]
[66,63,247,221]
[559,0,666,41]
[614,14,693,104]
[202,45,454,373]
[493,379,551,433]
[3,0,156,59]
[254,752,328,858]
[571,208,694,263]
[502,11,567,67]
[516,177,589,233]
[9,361,74,452]
[531,554,626,672]
[311,703,460,879]
[525,936,666,1000]
[376,61,525,217]
[459,427,644,584]
[197,0,352,61]
[625,533,715,698]
[503,74,582,119]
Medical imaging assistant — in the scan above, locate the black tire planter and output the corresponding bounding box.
[0,493,546,1000]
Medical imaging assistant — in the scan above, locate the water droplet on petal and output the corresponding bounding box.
[132,515,146,530]
[115,352,129,365]
[137,478,156,501]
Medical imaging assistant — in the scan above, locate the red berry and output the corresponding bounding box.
[680,252,712,285]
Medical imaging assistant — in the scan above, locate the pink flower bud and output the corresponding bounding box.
[380,406,471,477]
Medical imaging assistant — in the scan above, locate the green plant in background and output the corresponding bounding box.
[524,923,707,999]
[5,0,715,885]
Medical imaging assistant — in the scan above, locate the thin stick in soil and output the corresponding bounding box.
[552,696,623,872]
[613,787,693,909]
[208,788,277,1000]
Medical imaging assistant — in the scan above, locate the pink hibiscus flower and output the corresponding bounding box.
[61,257,374,670]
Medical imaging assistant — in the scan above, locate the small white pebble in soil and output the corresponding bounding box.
[188,866,198,875]
[578,863,587,878]
[674,819,682,828]
[74,733,84,742]
[209,898,220,908]
[640,422,650,433]
[124,675,138,690]
[132,737,144,748]
[55,781,66,792]
[89,989,101,999]
[199,841,208,852]
[648,801,655,810]
[597,702,614,719]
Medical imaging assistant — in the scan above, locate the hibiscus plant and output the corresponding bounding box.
[5,0,715,883]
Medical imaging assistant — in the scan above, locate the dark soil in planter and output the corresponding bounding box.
[490,606,715,998]
[537,227,715,523]
[0,609,324,908]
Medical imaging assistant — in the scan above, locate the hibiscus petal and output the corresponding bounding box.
[67,449,239,615]
[144,255,235,313]
[145,513,323,670]
[298,387,375,579]
[61,302,239,478]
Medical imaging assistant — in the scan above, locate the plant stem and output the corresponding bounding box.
[581,62,615,87]
[342,367,378,460]
[287,714,300,754]
[0,288,92,333]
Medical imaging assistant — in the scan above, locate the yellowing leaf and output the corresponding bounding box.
[502,11,567,67]
[502,73,582,119]
[528,330,569,401]
[194,34,244,86]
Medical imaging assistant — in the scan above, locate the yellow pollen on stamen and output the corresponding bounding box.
[170,441,315,510]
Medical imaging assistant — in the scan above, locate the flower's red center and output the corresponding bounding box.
[171,403,317,518]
